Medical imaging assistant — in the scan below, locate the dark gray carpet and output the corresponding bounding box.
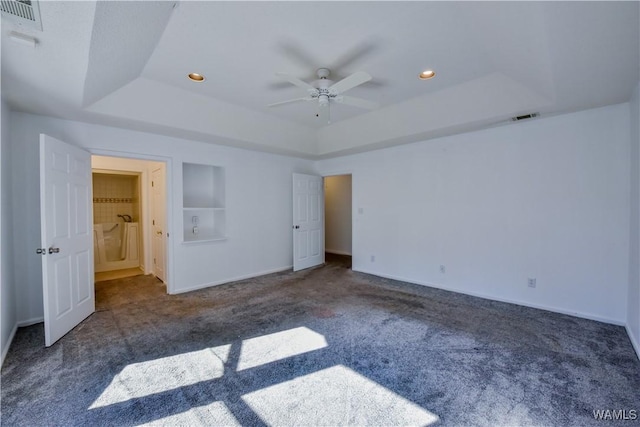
[1,254,639,426]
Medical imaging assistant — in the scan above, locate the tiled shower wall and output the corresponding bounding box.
[93,173,139,224]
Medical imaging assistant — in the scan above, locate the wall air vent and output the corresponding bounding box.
[1,0,42,31]
[511,113,539,122]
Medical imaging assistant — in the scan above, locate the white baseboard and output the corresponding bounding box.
[171,265,293,295]
[17,317,44,327]
[352,268,626,326]
[626,325,640,361]
[1,323,18,368]
[326,249,352,256]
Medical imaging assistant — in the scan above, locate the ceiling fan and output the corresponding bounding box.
[268,68,379,124]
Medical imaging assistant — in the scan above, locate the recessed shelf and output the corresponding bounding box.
[183,236,227,244]
[182,162,226,243]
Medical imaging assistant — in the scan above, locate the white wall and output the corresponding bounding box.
[317,104,631,324]
[628,83,640,357]
[7,101,636,345]
[11,112,314,323]
[1,101,17,365]
[324,175,352,255]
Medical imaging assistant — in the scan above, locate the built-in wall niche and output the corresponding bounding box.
[182,162,226,243]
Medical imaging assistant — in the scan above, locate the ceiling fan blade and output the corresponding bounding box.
[267,97,312,107]
[317,104,330,124]
[335,95,379,110]
[275,72,316,92]
[278,40,320,72]
[329,71,372,94]
[330,40,379,71]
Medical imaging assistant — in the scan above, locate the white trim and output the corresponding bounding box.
[170,266,293,295]
[353,268,626,326]
[1,323,18,368]
[90,148,171,164]
[18,317,44,327]
[326,249,352,256]
[627,325,640,361]
[322,170,354,178]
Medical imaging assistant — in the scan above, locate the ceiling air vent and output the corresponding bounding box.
[1,0,42,31]
[511,113,539,122]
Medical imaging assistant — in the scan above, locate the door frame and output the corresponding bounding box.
[150,165,167,283]
[90,149,173,293]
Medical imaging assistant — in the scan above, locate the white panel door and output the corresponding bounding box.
[293,173,324,271]
[40,134,94,347]
[151,167,166,282]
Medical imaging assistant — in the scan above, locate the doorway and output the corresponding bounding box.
[91,155,167,285]
[324,174,352,266]
[92,171,142,281]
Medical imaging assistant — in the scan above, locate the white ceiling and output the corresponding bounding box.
[1,1,638,158]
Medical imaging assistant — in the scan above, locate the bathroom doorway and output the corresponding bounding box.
[324,174,353,264]
[92,171,142,280]
[91,155,167,283]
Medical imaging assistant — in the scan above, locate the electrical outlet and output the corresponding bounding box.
[371,255,375,262]
[192,225,199,234]
[192,216,199,224]
[440,265,446,274]
[528,278,536,288]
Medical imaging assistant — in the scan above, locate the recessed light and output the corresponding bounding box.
[418,70,436,80]
[188,73,205,82]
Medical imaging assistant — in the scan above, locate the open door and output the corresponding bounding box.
[40,134,94,347]
[151,166,166,282]
[293,173,324,271]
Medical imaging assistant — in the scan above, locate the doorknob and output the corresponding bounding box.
[36,248,46,255]
[294,225,300,229]
[156,231,163,235]
[48,247,60,254]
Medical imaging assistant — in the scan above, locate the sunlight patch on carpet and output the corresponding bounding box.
[237,326,327,371]
[89,344,231,409]
[241,365,439,426]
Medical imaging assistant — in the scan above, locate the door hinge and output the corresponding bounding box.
[152,181,154,187]
[154,257,156,264]
[152,219,155,225]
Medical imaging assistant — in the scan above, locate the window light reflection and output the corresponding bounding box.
[237,326,328,371]
[242,365,439,426]
[89,344,231,409]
